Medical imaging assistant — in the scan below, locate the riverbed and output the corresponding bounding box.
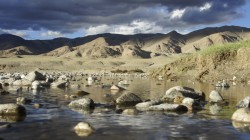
[1,77,250,140]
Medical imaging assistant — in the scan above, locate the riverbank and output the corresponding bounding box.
[151,40,250,82]
[0,54,185,74]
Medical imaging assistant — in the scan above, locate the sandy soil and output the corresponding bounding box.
[0,54,186,73]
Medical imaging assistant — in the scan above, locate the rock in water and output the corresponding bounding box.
[116,92,142,105]
[122,109,138,115]
[209,90,223,103]
[51,81,69,88]
[69,98,95,109]
[162,86,204,102]
[135,100,163,111]
[232,108,250,123]
[0,104,26,116]
[74,122,94,137]
[25,71,46,82]
[148,103,188,112]
[237,96,250,108]
[76,91,90,97]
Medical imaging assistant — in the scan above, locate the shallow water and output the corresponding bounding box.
[1,77,250,140]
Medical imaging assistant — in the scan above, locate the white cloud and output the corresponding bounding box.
[85,24,110,35]
[170,9,186,19]
[2,29,28,38]
[85,20,164,35]
[200,3,212,11]
[112,20,163,34]
[41,30,63,37]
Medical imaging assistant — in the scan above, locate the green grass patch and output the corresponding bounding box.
[198,40,250,56]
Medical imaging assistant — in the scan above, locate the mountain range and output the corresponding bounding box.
[1,26,250,58]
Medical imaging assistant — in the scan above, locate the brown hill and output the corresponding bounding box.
[1,26,250,58]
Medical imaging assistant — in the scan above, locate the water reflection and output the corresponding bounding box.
[1,77,250,139]
[232,121,250,132]
[209,103,223,115]
[0,115,26,122]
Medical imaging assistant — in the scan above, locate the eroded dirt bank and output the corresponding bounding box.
[151,47,250,82]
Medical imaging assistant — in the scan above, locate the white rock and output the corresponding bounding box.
[232,108,250,123]
[209,90,223,102]
[74,122,94,137]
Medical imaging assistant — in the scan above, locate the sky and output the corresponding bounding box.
[0,0,249,40]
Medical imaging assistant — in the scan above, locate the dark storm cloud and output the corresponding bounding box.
[182,0,246,24]
[0,0,246,33]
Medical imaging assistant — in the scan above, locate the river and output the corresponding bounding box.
[1,77,250,140]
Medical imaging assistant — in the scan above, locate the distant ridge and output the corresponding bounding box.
[1,26,250,58]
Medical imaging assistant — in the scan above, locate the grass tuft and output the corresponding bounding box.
[198,40,250,56]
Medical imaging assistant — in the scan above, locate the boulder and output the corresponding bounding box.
[135,100,163,111]
[25,71,46,82]
[148,103,188,112]
[69,98,95,109]
[237,96,250,108]
[13,79,32,86]
[74,122,94,137]
[0,104,26,116]
[122,109,138,115]
[232,108,250,123]
[162,86,204,102]
[51,81,69,88]
[116,92,142,105]
[209,90,223,103]
[76,91,90,97]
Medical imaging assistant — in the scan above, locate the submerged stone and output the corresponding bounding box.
[116,92,142,105]
[69,98,95,109]
[0,103,26,116]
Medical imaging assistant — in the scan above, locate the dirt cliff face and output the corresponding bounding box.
[151,46,250,82]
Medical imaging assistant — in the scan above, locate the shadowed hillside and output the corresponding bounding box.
[1,26,250,58]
